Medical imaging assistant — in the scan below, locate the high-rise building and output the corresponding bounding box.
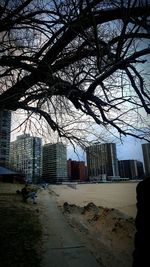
[86,143,119,181]
[67,159,87,181]
[42,143,67,183]
[9,134,42,183]
[118,160,144,180]
[0,110,11,167]
[142,143,150,177]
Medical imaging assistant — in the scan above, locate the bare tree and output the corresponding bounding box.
[0,0,150,144]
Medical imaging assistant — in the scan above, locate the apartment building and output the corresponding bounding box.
[42,142,67,183]
[9,134,42,183]
[0,110,11,167]
[67,159,87,181]
[118,160,144,179]
[86,143,119,181]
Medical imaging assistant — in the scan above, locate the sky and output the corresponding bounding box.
[116,137,144,163]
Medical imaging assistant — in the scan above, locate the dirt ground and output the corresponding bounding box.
[60,202,135,267]
[0,182,138,267]
[50,182,138,267]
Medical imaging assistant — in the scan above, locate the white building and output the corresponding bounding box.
[9,134,42,183]
[42,143,67,183]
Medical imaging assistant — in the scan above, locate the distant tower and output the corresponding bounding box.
[42,143,67,183]
[142,143,150,177]
[118,160,144,179]
[86,143,119,181]
[9,134,42,183]
[0,110,11,167]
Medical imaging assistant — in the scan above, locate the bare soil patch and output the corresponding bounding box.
[62,201,135,267]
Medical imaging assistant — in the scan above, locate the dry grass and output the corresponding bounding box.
[0,183,42,267]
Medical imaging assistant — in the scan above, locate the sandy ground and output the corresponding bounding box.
[50,182,138,267]
[50,182,138,217]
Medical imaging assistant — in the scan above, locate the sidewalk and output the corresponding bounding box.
[38,190,101,267]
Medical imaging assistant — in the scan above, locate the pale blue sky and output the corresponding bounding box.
[116,137,144,163]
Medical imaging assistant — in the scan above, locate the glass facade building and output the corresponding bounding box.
[0,110,11,167]
[9,134,42,183]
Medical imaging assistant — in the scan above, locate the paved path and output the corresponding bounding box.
[38,189,101,267]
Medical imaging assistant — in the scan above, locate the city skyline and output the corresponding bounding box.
[2,128,147,181]
[67,137,145,165]
[10,130,146,164]
[10,111,147,165]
